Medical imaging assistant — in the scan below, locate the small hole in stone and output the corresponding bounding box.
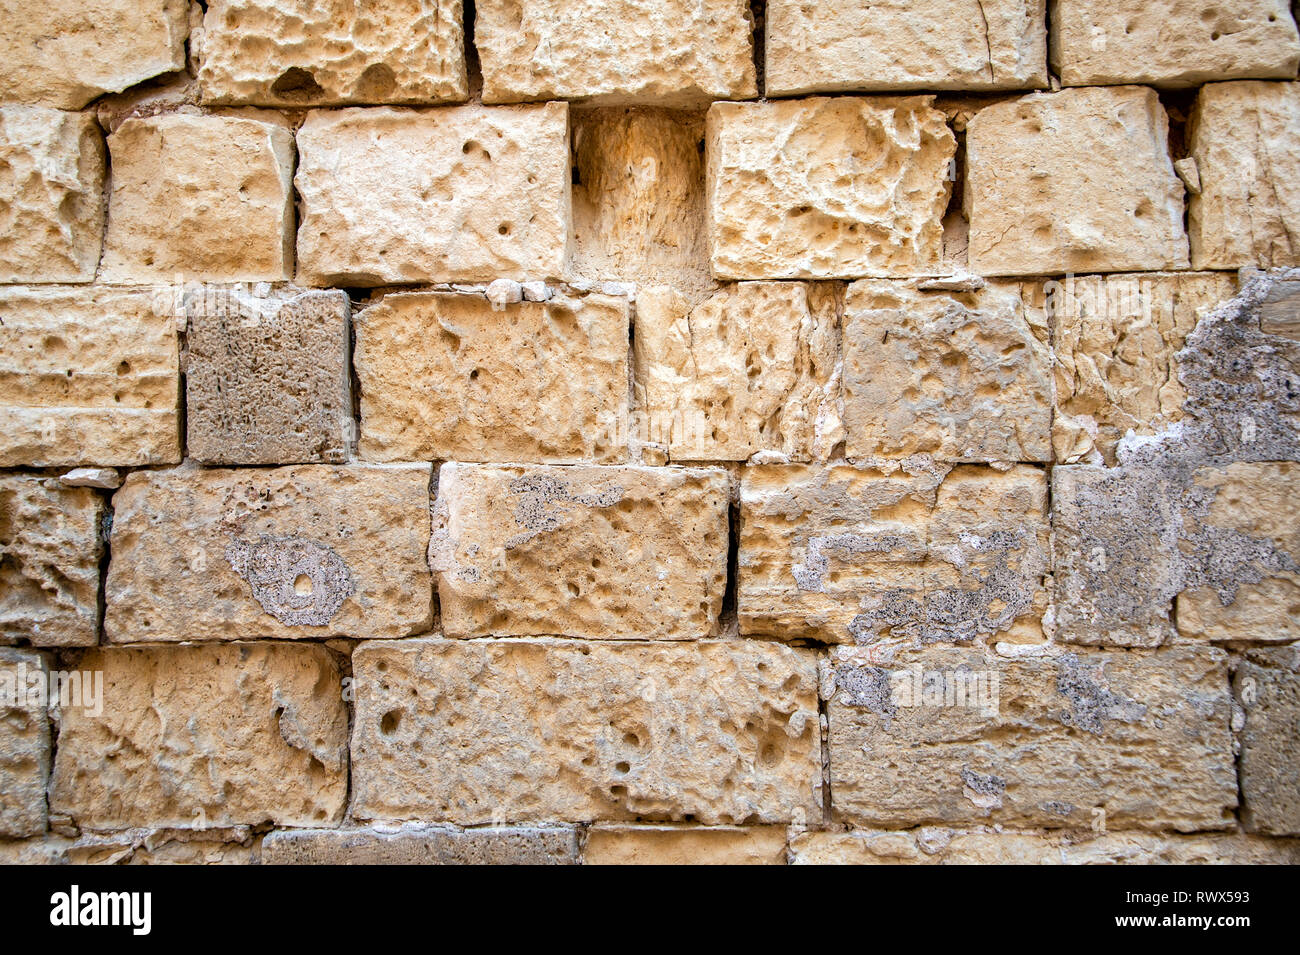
[116,361,130,375]
[615,761,631,774]
[293,573,313,595]
[379,710,402,735]
[497,223,511,235]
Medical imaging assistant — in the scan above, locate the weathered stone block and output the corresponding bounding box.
[105,464,432,642]
[0,649,49,838]
[739,464,1049,645]
[633,283,842,462]
[49,643,347,830]
[350,638,821,825]
[766,0,1048,96]
[584,825,788,864]
[100,113,295,283]
[1188,81,1300,270]
[186,287,352,465]
[0,837,71,865]
[0,478,104,647]
[1236,647,1300,836]
[432,464,728,639]
[706,97,955,280]
[475,0,756,106]
[355,290,628,463]
[827,645,1236,830]
[966,87,1189,276]
[295,103,570,285]
[0,107,104,283]
[262,825,579,864]
[197,0,467,106]
[68,828,260,864]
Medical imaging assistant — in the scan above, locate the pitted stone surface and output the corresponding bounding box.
[1236,647,1300,836]
[262,825,579,864]
[0,649,50,838]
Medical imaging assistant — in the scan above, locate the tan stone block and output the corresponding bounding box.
[0,649,50,838]
[262,825,579,864]
[475,0,756,106]
[49,643,348,830]
[0,0,188,110]
[197,0,467,106]
[100,113,295,283]
[355,290,628,463]
[350,638,821,825]
[68,828,260,864]
[0,107,104,283]
[295,103,570,285]
[584,825,787,864]
[634,282,842,462]
[706,97,955,280]
[104,464,432,642]
[0,837,72,865]
[966,87,1188,276]
[1051,0,1300,87]
[739,463,1049,645]
[827,645,1237,830]
[185,287,352,465]
[766,0,1047,96]
[1189,81,1300,270]
[1236,647,1300,835]
[432,463,728,639]
[0,477,104,647]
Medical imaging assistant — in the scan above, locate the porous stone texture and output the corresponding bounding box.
[0,838,72,865]
[185,287,352,465]
[766,0,1048,96]
[965,86,1189,276]
[100,113,295,283]
[0,477,105,647]
[104,464,433,642]
[355,291,628,463]
[826,645,1237,830]
[432,464,728,639]
[0,107,105,284]
[67,828,262,864]
[49,643,347,831]
[706,98,956,279]
[0,649,49,838]
[842,280,1051,462]
[1236,646,1300,835]
[584,825,788,864]
[633,282,843,462]
[197,0,468,106]
[1188,81,1300,270]
[1050,0,1300,88]
[350,638,821,825]
[0,0,189,110]
[262,825,579,864]
[739,463,1050,646]
[475,0,756,106]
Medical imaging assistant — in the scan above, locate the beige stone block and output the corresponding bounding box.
[100,113,295,283]
[475,0,756,106]
[706,97,955,280]
[104,464,432,642]
[68,828,260,864]
[49,643,347,830]
[295,103,570,285]
[432,463,728,639]
[0,837,71,864]
[0,649,50,838]
[584,825,787,864]
[1236,647,1300,835]
[197,0,467,106]
[0,107,104,283]
[355,290,628,463]
[350,638,822,825]
[262,825,579,864]
[966,87,1189,276]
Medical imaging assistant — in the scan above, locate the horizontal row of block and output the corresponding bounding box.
[5,1,1299,111]
[3,640,1295,836]
[5,83,1300,286]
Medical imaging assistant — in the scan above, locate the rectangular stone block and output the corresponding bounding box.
[827,645,1237,830]
[262,824,579,864]
[0,477,104,647]
[355,290,628,463]
[706,97,955,280]
[185,286,352,465]
[766,0,1048,96]
[633,282,842,463]
[68,828,260,865]
[476,0,756,106]
[432,463,728,639]
[1236,647,1300,836]
[584,825,788,864]
[1051,0,1300,87]
[0,107,104,283]
[100,113,295,283]
[966,87,1188,276]
[1189,81,1300,270]
[350,638,821,825]
[0,286,181,467]
[843,280,1050,462]
[197,0,467,106]
[105,464,432,642]
[296,103,570,285]
[49,643,347,830]
[0,649,50,838]
[739,464,1049,645]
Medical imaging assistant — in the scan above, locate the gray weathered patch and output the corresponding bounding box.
[503,474,625,549]
[1055,653,1148,735]
[226,535,354,627]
